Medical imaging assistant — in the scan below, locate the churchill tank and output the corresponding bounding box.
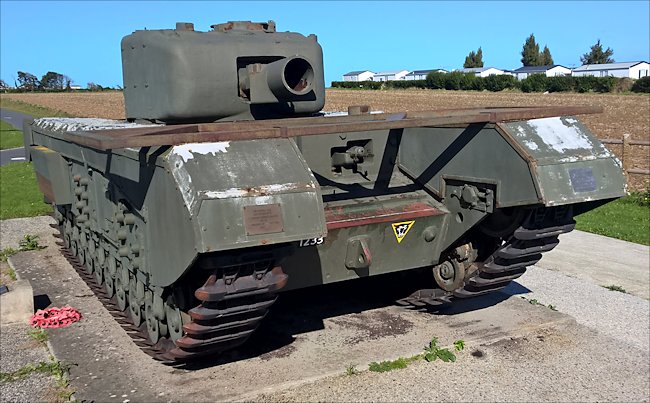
[25,20,627,362]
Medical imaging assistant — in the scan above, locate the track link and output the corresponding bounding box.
[53,223,287,363]
[398,206,575,306]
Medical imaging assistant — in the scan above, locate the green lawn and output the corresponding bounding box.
[0,98,70,118]
[575,195,650,246]
[0,162,51,220]
[0,120,24,150]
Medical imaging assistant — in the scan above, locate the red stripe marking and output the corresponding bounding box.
[325,202,444,230]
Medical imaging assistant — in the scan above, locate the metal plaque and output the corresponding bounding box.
[243,204,284,235]
[569,167,597,193]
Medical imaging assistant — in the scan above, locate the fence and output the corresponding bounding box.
[601,134,650,176]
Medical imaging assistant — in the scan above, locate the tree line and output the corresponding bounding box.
[0,71,117,92]
[463,36,615,68]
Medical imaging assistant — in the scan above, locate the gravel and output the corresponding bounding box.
[513,265,650,352]
[0,323,57,403]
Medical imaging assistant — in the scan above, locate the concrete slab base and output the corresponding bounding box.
[0,277,34,325]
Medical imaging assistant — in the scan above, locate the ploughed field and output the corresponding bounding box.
[2,89,648,190]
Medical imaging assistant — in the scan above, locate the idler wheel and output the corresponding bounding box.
[64,233,72,249]
[165,304,184,341]
[145,291,167,344]
[433,259,465,292]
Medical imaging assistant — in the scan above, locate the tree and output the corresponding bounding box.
[463,47,484,68]
[87,82,104,91]
[40,71,70,90]
[17,71,39,91]
[540,45,554,65]
[580,39,614,64]
[0,79,8,90]
[521,34,540,66]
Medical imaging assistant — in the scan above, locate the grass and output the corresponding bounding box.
[0,120,24,150]
[0,355,75,401]
[345,364,359,376]
[575,194,650,246]
[0,97,70,118]
[0,162,51,220]
[602,284,627,293]
[0,247,17,262]
[521,296,559,311]
[28,327,49,343]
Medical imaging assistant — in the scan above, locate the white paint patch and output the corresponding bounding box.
[10,157,26,161]
[200,182,308,200]
[523,140,539,150]
[35,117,159,132]
[167,152,195,212]
[516,126,527,138]
[171,142,230,163]
[527,117,593,152]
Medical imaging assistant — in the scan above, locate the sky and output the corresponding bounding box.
[1,1,649,88]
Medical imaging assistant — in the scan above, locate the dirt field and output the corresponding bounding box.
[2,90,648,189]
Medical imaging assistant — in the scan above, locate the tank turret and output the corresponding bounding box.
[121,21,325,123]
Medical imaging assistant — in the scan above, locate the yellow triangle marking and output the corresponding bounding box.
[391,220,415,244]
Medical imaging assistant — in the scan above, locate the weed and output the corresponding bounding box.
[547,304,558,311]
[368,356,418,373]
[345,364,359,376]
[19,234,46,251]
[28,328,48,343]
[423,337,456,363]
[367,336,464,373]
[0,247,17,262]
[602,284,627,293]
[528,298,540,306]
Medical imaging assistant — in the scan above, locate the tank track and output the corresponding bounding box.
[52,222,287,363]
[398,206,575,307]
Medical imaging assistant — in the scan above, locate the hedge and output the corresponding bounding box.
[631,76,650,93]
[332,74,645,94]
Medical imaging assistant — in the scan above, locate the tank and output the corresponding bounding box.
[25,21,627,362]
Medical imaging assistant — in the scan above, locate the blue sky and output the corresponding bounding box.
[1,1,649,88]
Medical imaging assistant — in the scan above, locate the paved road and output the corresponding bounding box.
[0,147,26,166]
[1,216,648,402]
[0,108,33,130]
[0,108,32,166]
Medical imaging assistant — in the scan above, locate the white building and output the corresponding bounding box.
[373,70,410,82]
[572,61,649,79]
[404,69,447,80]
[512,65,572,80]
[455,67,506,77]
[342,70,375,82]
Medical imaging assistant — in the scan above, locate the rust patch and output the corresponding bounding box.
[325,202,443,230]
